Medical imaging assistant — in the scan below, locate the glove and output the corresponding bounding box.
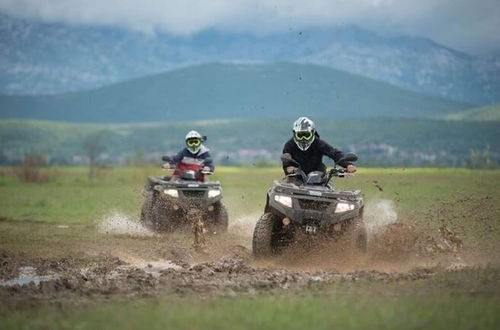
[347,164,357,173]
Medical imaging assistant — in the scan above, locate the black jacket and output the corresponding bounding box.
[282,134,349,175]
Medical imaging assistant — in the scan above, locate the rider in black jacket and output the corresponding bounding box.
[282,117,356,176]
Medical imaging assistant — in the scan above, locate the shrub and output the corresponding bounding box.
[13,154,51,183]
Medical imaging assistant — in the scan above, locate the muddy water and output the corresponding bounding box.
[0,266,58,287]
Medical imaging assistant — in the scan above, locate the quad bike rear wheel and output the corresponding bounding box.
[140,196,154,229]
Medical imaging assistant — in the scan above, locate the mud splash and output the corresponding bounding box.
[96,211,154,237]
[364,199,398,238]
[259,199,467,273]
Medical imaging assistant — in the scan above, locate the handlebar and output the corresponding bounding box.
[328,168,354,179]
[162,164,212,175]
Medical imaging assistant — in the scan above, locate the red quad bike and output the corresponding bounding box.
[252,152,367,258]
[140,156,228,250]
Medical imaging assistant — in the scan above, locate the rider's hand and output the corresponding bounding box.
[202,166,211,172]
[347,164,357,173]
[162,163,170,169]
[286,166,297,174]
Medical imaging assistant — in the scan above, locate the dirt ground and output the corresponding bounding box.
[1,210,481,312]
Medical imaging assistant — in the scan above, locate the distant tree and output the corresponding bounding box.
[13,153,50,183]
[466,145,495,169]
[84,132,106,180]
[132,149,145,167]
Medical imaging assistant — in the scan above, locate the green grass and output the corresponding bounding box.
[445,103,500,121]
[3,268,500,330]
[1,166,499,257]
[1,166,499,224]
[4,297,500,330]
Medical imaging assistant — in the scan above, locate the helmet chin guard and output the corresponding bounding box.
[185,130,203,154]
[294,134,315,151]
[292,117,316,151]
[187,145,201,154]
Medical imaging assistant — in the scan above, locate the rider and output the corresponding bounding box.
[282,117,356,178]
[162,130,214,182]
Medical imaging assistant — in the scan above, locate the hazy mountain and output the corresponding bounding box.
[1,14,499,104]
[0,63,468,123]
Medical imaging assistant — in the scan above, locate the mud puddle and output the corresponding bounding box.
[0,266,58,287]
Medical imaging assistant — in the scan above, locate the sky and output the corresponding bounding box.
[1,0,499,55]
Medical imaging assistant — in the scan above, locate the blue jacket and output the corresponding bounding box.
[169,145,215,172]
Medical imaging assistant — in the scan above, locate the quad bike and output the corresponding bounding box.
[252,152,366,258]
[140,156,228,250]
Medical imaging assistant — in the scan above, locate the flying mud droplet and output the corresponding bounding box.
[363,199,398,238]
[96,211,154,237]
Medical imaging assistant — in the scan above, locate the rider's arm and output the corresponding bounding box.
[320,140,350,168]
[281,140,296,174]
[201,151,215,172]
[168,149,185,165]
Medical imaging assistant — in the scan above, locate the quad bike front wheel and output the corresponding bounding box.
[252,212,278,258]
[140,193,175,232]
[210,202,228,233]
[348,217,368,253]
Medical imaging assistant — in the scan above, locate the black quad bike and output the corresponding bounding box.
[140,156,228,250]
[252,153,366,258]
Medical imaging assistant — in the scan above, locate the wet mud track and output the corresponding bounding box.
[0,247,440,310]
[0,213,485,310]
[0,231,462,310]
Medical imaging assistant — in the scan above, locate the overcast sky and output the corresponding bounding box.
[1,0,499,55]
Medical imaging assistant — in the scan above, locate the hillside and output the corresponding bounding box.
[444,104,500,121]
[1,14,499,104]
[0,63,468,123]
[1,118,498,167]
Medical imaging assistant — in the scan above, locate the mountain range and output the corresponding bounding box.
[0,63,468,123]
[1,14,499,104]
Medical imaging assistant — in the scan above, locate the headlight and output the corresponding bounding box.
[208,189,221,198]
[164,189,178,198]
[274,194,292,208]
[335,202,355,213]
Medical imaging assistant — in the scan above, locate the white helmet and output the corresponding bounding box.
[185,130,203,154]
[292,117,316,151]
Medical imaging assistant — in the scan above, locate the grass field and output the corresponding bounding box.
[1,166,498,223]
[4,270,500,330]
[1,166,500,329]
